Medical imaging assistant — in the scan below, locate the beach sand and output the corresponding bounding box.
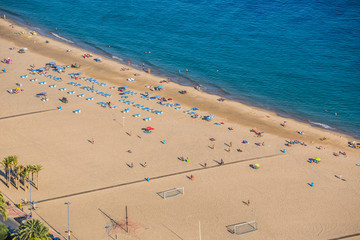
[0,18,360,240]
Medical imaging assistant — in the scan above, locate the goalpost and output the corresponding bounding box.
[226,221,257,235]
[158,187,184,199]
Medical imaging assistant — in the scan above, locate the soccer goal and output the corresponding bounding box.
[157,187,184,199]
[226,221,257,235]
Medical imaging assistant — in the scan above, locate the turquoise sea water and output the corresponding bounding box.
[1,0,359,137]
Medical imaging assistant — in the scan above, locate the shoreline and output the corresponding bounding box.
[0,10,358,140]
[0,16,358,145]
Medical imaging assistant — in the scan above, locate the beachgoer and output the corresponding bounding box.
[230,142,232,147]
[247,200,250,206]
[204,163,207,168]
[190,175,194,180]
[220,159,224,165]
[91,138,95,144]
[130,162,133,168]
[143,162,147,167]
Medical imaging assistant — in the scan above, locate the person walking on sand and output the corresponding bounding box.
[230,142,232,147]
[247,200,250,206]
[220,159,224,165]
[91,138,95,144]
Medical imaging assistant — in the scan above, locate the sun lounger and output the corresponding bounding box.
[59,88,66,91]
[121,108,130,113]
[21,75,28,78]
[39,81,46,85]
[41,98,49,101]
[184,110,190,113]
[110,86,116,89]
[77,94,84,97]
[73,109,81,113]
[133,114,140,117]
[49,84,56,88]
[86,97,94,101]
[110,106,117,109]
[68,91,75,94]
[175,106,181,110]
[143,117,151,121]
[30,78,37,82]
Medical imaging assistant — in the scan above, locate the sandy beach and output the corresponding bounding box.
[0,17,360,240]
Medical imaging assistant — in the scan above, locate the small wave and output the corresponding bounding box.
[309,121,335,130]
[112,56,124,61]
[51,33,74,43]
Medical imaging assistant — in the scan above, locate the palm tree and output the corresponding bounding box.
[15,165,24,189]
[32,165,43,190]
[2,156,14,188]
[20,166,30,191]
[28,165,35,182]
[11,156,19,187]
[0,191,8,221]
[11,219,51,240]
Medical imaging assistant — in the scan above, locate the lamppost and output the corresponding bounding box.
[105,225,111,240]
[65,202,71,240]
[26,180,32,219]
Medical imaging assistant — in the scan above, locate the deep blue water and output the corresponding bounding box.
[1,0,360,137]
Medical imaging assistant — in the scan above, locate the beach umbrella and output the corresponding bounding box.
[49,62,56,65]
[77,72,83,75]
[192,107,199,111]
[146,127,154,130]
[154,95,161,99]
[39,68,45,71]
[315,157,321,161]
[254,163,260,168]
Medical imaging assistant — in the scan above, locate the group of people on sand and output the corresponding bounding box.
[129,162,147,168]
[286,140,307,147]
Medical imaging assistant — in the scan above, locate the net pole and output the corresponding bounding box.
[126,205,128,233]
[199,220,202,240]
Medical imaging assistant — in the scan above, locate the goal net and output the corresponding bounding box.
[158,187,184,199]
[226,221,257,235]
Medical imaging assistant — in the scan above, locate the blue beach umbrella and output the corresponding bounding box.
[49,62,56,65]
[192,107,199,111]
[39,68,45,71]
[154,95,161,99]
[157,86,163,89]
[77,72,83,75]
